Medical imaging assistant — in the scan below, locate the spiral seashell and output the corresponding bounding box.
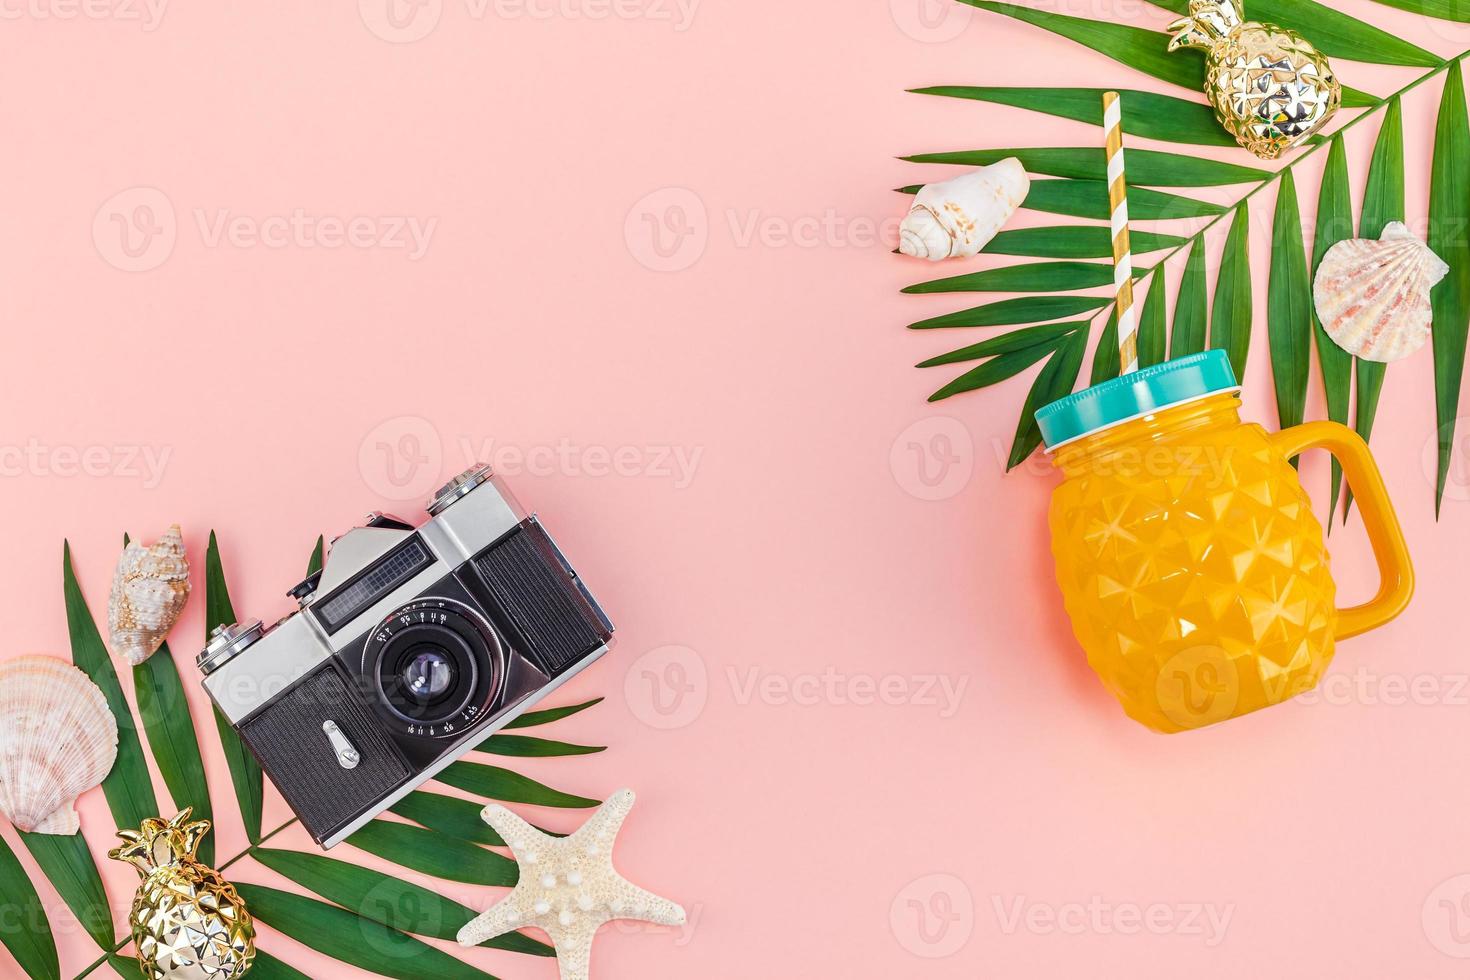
[1314,222,1449,363]
[0,656,119,834]
[108,525,191,666]
[898,159,1029,261]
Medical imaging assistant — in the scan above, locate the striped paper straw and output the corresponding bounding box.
[1102,91,1138,375]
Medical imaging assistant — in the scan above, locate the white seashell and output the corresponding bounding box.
[1313,222,1449,363]
[898,158,1030,261]
[108,524,191,666]
[0,656,118,834]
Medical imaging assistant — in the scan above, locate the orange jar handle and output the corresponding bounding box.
[1268,421,1414,639]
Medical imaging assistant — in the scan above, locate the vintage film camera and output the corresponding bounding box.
[198,464,614,847]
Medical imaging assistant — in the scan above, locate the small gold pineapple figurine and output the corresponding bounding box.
[109,809,255,980]
[1168,0,1341,159]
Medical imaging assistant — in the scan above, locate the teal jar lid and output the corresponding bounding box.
[1035,349,1240,450]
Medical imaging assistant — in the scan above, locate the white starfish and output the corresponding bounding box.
[456,788,685,980]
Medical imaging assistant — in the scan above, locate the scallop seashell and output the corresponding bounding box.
[108,524,191,665]
[1313,222,1449,363]
[898,158,1030,261]
[0,656,118,834]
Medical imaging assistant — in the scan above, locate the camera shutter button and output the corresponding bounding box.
[197,620,265,676]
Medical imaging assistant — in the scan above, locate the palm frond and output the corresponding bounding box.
[902,0,1470,514]
[12,535,611,980]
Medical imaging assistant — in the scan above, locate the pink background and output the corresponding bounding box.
[4,0,1470,976]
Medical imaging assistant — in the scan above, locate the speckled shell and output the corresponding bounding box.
[0,656,118,834]
[1313,222,1449,363]
[898,158,1029,261]
[109,525,190,666]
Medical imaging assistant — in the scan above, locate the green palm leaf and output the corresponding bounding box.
[474,734,606,758]
[63,542,157,831]
[901,147,1267,186]
[1311,133,1355,517]
[1138,271,1168,367]
[1148,0,1440,68]
[390,791,511,845]
[436,762,600,808]
[1267,169,1312,439]
[908,86,1233,145]
[967,0,1378,105]
[903,259,1128,294]
[251,847,552,955]
[133,641,213,866]
[18,832,113,951]
[1428,60,1470,514]
[1171,236,1208,356]
[503,697,604,730]
[1210,202,1253,376]
[244,952,313,980]
[928,339,1070,402]
[1366,0,1470,19]
[919,321,1087,368]
[1091,306,1121,385]
[1019,179,1224,220]
[347,822,518,886]
[235,884,498,980]
[0,835,60,980]
[985,226,1185,258]
[205,532,264,844]
[1009,329,1088,467]
[1348,97,1405,519]
[907,295,1110,330]
[108,956,145,980]
[961,1,1207,90]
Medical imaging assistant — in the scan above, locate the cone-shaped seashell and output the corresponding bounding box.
[1314,222,1449,363]
[108,525,190,666]
[0,656,118,834]
[898,159,1030,261]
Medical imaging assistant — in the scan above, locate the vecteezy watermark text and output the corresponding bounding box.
[94,187,437,272]
[0,0,167,29]
[992,895,1234,946]
[727,666,969,718]
[0,440,171,488]
[456,437,702,490]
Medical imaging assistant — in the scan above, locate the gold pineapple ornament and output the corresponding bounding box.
[1167,0,1341,159]
[109,809,256,980]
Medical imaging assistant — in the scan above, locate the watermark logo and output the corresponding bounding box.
[890,873,973,958]
[1424,416,1470,504]
[1156,645,1240,730]
[625,187,707,272]
[94,187,176,272]
[890,416,973,501]
[889,0,972,43]
[359,416,444,502]
[359,0,443,41]
[1424,874,1470,957]
[625,645,708,730]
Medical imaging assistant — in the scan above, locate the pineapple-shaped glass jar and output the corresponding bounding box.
[109,808,256,980]
[1167,0,1340,159]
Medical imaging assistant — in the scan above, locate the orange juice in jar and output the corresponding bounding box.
[1035,351,1413,732]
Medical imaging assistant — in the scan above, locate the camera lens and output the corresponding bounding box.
[364,598,505,735]
[402,648,455,703]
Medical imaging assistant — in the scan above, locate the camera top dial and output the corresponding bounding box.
[362,597,505,739]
